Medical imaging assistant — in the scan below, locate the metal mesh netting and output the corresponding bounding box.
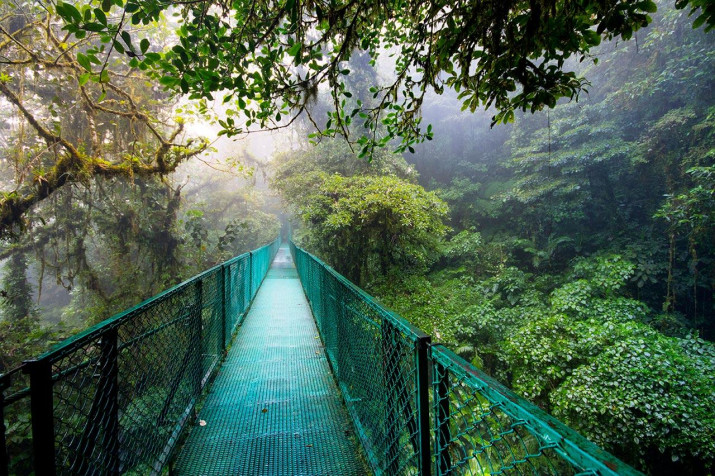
[430,346,642,476]
[250,239,281,300]
[291,243,432,476]
[225,255,251,339]
[172,245,369,475]
[291,242,642,476]
[0,238,279,476]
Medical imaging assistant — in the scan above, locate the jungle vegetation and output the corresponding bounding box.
[0,0,713,474]
[270,1,714,473]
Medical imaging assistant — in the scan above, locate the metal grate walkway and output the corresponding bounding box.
[172,245,370,475]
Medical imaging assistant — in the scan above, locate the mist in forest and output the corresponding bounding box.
[0,0,713,473]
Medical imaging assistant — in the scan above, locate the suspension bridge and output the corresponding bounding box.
[0,239,642,475]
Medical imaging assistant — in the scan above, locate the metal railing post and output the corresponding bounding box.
[102,329,120,475]
[193,280,203,396]
[435,361,451,476]
[220,265,227,353]
[416,336,432,476]
[23,359,56,476]
[71,328,120,473]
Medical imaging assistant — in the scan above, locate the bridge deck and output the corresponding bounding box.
[172,245,369,475]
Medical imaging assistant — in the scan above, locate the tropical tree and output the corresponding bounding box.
[0,1,208,236]
[53,0,713,158]
[296,174,448,284]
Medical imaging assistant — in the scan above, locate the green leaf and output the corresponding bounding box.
[140,38,150,54]
[83,22,106,32]
[641,0,657,12]
[78,72,91,86]
[113,40,125,54]
[121,31,132,48]
[76,53,92,71]
[287,42,301,56]
[101,0,113,12]
[692,14,706,29]
[99,70,110,83]
[159,76,179,87]
[94,8,107,25]
[583,29,601,46]
[59,2,82,22]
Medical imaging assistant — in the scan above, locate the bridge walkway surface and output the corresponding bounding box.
[172,245,369,475]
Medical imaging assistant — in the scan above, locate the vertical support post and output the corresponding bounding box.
[71,329,120,474]
[220,265,227,353]
[248,253,253,300]
[101,329,120,475]
[193,280,203,396]
[416,336,432,476]
[226,264,234,331]
[382,324,398,475]
[0,377,9,476]
[435,361,451,476]
[239,259,247,319]
[24,359,56,476]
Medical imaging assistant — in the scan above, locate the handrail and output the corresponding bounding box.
[290,241,644,476]
[2,237,643,476]
[0,237,281,476]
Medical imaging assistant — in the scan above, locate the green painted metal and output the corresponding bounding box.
[0,238,280,476]
[290,242,644,476]
[173,245,369,475]
[1,236,645,476]
[291,242,432,475]
[430,346,642,476]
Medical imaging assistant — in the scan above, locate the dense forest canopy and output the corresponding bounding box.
[1,0,714,474]
[1,0,713,235]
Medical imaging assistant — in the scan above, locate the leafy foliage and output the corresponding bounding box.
[296,174,448,284]
[51,0,714,156]
[272,139,445,284]
[553,333,715,472]
[0,1,208,236]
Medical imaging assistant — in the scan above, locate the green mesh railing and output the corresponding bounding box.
[0,238,280,476]
[290,242,643,476]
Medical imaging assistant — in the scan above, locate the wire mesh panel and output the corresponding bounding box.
[0,238,279,476]
[250,238,282,300]
[291,242,642,476]
[224,254,251,344]
[431,346,642,476]
[172,244,370,475]
[291,243,432,476]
